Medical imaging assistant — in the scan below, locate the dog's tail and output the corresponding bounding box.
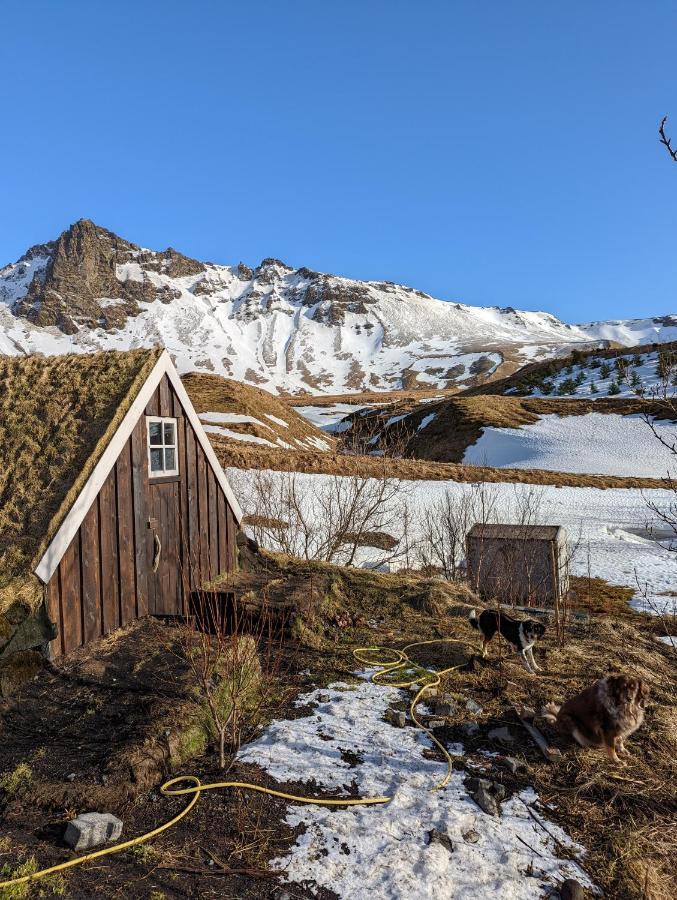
[541,701,560,724]
[469,608,480,630]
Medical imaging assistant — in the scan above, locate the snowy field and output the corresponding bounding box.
[463,413,676,478]
[230,469,677,616]
[238,678,594,899]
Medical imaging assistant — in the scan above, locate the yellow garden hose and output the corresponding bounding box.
[0,638,467,892]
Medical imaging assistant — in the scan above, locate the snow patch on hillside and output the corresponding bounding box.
[463,413,676,478]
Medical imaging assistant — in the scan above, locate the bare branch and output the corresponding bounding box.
[659,116,677,162]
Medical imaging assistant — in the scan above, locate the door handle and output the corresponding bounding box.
[152,533,162,573]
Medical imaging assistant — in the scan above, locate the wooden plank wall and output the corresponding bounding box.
[47,375,239,657]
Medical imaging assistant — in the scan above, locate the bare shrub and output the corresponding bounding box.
[415,482,499,580]
[234,467,411,569]
[177,580,287,769]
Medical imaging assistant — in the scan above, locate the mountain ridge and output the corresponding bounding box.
[1,219,675,395]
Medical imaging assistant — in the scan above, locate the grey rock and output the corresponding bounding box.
[64,812,123,850]
[501,756,527,775]
[462,828,480,844]
[473,784,499,816]
[388,709,406,728]
[462,722,480,737]
[427,829,454,853]
[433,700,456,717]
[488,726,515,744]
[426,719,445,729]
[465,699,483,714]
[316,693,331,703]
[559,879,586,900]
[425,687,439,699]
[66,773,77,782]
[0,602,57,661]
[465,776,505,817]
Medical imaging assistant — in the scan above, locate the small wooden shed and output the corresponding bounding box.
[466,523,569,606]
[0,348,243,660]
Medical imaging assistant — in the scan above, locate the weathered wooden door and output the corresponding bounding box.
[148,480,183,615]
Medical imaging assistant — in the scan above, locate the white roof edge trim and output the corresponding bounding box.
[162,362,244,526]
[34,350,243,585]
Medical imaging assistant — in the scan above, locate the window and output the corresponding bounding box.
[146,417,179,477]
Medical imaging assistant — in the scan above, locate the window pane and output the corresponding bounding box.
[164,447,176,471]
[150,448,163,472]
[163,421,175,445]
[149,422,163,445]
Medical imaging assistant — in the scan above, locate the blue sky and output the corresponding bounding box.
[1,1,675,322]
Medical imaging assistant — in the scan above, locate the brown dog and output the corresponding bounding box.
[543,675,649,764]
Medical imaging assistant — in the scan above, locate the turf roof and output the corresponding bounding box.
[0,348,163,592]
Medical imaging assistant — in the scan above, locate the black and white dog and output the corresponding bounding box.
[469,608,546,675]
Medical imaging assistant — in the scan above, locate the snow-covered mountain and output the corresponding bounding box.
[1,219,675,395]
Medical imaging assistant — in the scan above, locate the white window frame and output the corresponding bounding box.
[146,416,179,478]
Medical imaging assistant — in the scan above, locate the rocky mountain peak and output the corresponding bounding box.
[13,219,205,333]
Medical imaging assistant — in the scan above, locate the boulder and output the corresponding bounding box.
[64,813,123,851]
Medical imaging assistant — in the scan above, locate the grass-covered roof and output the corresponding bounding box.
[0,348,162,595]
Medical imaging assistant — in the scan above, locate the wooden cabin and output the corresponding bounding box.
[0,348,243,661]
[466,523,569,607]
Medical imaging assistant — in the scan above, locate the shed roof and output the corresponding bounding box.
[0,348,163,592]
[467,524,565,541]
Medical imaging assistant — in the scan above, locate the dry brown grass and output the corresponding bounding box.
[182,371,336,451]
[211,436,666,489]
[0,348,161,588]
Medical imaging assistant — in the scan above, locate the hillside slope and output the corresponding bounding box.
[182,372,335,452]
[2,219,676,395]
[339,391,675,473]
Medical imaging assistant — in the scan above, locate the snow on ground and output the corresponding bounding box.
[656,635,676,649]
[199,411,274,430]
[229,469,677,616]
[462,413,676,478]
[238,679,594,899]
[418,412,437,431]
[203,425,278,447]
[295,403,374,432]
[265,413,289,428]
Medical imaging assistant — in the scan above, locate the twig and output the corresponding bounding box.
[158,861,282,879]
[659,116,677,162]
[515,833,544,858]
